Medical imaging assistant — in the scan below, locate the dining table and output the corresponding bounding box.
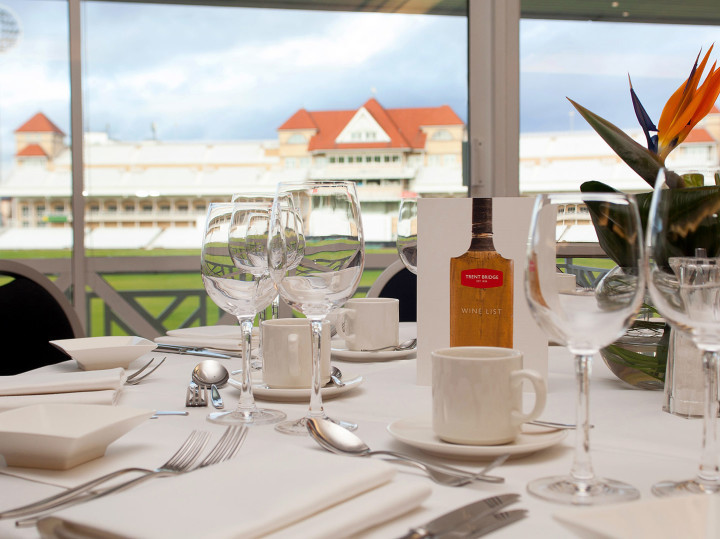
[0,322,709,538]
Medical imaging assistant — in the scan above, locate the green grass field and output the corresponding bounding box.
[4,248,608,336]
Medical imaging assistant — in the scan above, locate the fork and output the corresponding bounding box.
[0,430,210,520]
[185,381,208,407]
[16,426,248,527]
[125,356,166,385]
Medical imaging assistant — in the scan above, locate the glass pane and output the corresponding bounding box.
[520,20,720,197]
[0,2,73,292]
[78,2,467,335]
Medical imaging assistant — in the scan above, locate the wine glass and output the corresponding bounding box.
[647,168,720,496]
[268,180,364,435]
[231,192,277,370]
[200,202,286,426]
[525,192,645,505]
[396,197,418,274]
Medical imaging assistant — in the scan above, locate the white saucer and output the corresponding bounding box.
[387,417,568,460]
[331,339,416,362]
[228,374,364,402]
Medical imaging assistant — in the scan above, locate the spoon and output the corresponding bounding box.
[192,360,230,388]
[360,338,417,353]
[306,417,505,484]
[328,366,345,388]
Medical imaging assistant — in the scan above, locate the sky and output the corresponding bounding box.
[1,1,719,175]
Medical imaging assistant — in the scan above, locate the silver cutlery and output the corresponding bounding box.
[360,338,417,353]
[307,418,505,486]
[528,420,592,430]
[125,356,166,385]
[18,426,248,527]
[326,366,345,387]
[1,430,211,520]
[397,493,521,538]
[210,384,224,409]
[192,359,230,388]
[151,411,189,418]
[154,343,237,359]
[185,381,208,407]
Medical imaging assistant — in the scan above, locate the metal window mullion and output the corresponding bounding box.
[68,0,87,331]
[468,0,520,198]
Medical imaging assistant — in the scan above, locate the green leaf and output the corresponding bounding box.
[568,99,684,187]
[683,173,705,187]
[581,181,720,267]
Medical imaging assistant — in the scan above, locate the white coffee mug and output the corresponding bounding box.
[432,347,546,445]
[262,318,331,388]
[335,297,399,351]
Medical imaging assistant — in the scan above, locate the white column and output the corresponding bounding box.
[468,0,520,197]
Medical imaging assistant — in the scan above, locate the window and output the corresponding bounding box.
[431,129,453,141]
[287,133,307,144]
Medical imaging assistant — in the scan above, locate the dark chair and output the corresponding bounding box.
[0,260,84,375]
[366,259,417,322]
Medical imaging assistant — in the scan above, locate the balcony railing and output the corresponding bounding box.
[12,244,609,338]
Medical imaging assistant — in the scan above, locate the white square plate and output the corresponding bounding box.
[0,403,152,470]
[50,336,157,370]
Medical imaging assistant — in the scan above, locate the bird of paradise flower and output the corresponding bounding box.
[568,47,720,383]
[569,45,720,189]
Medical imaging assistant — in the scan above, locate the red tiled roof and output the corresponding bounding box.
[279,98,463,151]
[15,112,65,135]
[685,127,715,143]
[16,144,48,157]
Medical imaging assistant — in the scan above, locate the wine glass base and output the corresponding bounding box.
[207,408,286,426]
[528,475,640,505]
[275,415,358,436]
[653,478,720,496]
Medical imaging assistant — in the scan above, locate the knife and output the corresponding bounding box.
[437,509,527,538]
[397,493,520,539]
[153,344,235,359]
[210,384,224,409]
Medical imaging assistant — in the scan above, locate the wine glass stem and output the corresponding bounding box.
[272,295,280,320]
[698,350,720,484]
[235,316,257,412]
[308,317,325,418]
[570,354,596,484]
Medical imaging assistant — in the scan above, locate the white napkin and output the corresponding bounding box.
[0,369,125,411]
[43,447,431,539]
[555,494,720,538]
[155,325,257,352]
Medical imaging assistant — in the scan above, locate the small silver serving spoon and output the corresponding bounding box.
[192,360,230,409]
[192,359,230,388]
[360,338,417,353]
[328,366,345,387]
[306,417,505,483]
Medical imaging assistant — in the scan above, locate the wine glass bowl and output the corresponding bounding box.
[269,180,364,435]
[647,169,720,495]
[396,197,418,274]
[525,191,645,505]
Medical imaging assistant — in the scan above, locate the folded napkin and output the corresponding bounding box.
[555,493,719,538]
[155,325,258,352]
[0,369,125,412]
[42,447,431,539]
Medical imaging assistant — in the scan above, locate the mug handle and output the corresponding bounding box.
[287,334,301,378]
[510,369,547,425]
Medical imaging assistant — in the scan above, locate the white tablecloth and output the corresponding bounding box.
[0,323,704,538]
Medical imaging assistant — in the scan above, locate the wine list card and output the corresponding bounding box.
[416,197,550,386]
